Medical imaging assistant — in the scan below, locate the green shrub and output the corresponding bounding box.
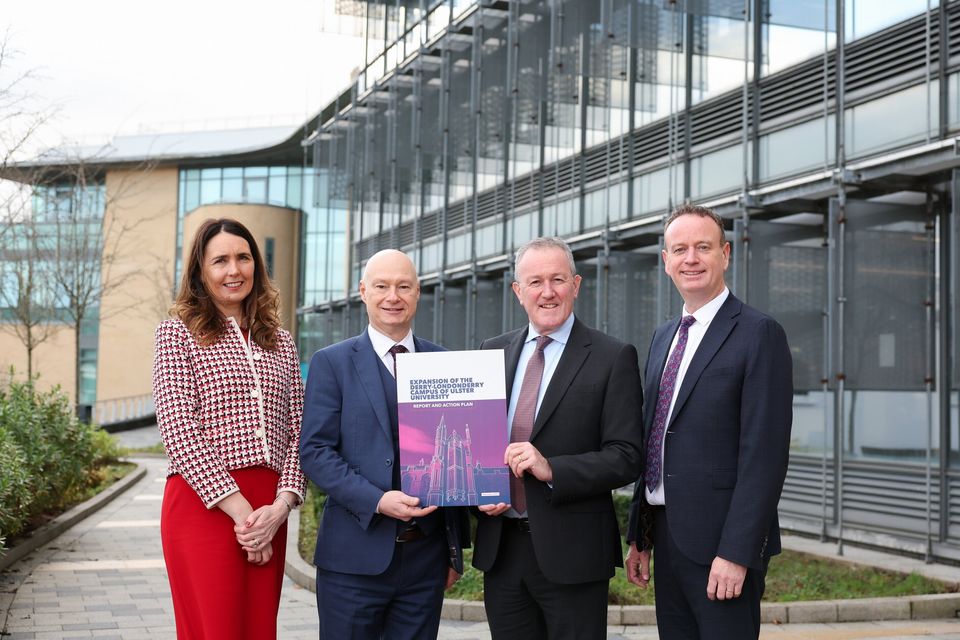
[0,428,31,542]
[0,374,116,547]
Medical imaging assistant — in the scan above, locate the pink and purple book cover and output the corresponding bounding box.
[395,349,510,507]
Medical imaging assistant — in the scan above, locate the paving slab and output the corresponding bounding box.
[3,434,960,639]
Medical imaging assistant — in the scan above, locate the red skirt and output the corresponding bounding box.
[161,466,288,640]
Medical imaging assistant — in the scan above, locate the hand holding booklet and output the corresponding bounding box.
[395,349,510,507]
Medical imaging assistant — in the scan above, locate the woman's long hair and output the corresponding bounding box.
[171,218,280,350]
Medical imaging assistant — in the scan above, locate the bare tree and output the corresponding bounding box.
[0,30,58,381]
[0,31,165,409]
[0,28,54,173]
[0,180,56,379]
[35,155,160,407]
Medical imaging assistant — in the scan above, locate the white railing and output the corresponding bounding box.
[94,394,155,426]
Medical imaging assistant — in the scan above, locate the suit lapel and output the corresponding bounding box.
[532,318,590,440]
[503,328,527,392]
[644,319,679,434]
[351,332,393,443]
[668,295,742,427]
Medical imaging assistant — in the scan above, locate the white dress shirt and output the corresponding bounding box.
[646,288,729,506]
[367,325,416,377]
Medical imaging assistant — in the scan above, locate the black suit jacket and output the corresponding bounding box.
[627,294,793,571]
[473,317,644,584]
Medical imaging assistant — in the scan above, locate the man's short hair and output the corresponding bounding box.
[663,204,727,244]
[514,237,577,280]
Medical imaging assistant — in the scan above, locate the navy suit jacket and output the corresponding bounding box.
[299,331,470,575]
[627,294,793,571]
[474,318,644,584]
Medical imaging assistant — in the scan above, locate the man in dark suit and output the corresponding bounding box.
[299,249,470,640]
[474,237,644,639]
[625,204,793,639]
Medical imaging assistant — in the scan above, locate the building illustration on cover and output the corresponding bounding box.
[401,414,509,507]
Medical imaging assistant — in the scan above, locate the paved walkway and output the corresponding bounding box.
[1,426,959,638]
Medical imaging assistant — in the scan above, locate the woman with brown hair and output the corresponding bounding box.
[153,217,306,639]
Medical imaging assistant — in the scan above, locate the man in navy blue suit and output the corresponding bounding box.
[625,205,793,639]
[300,249,469,640]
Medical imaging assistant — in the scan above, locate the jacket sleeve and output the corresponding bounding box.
[547,341,645,503]
[716,317,794,569]
[299,347,384,529]
[153,321,239,508]
[277,333,307,503]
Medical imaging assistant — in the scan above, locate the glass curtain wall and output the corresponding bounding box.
[303,0,960,557]
[18,183,106,405]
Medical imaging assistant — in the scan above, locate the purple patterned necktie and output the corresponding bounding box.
[645,315,696,492]
[388,344,408,377]
[509,335,553,514]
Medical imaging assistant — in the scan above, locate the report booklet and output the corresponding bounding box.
[395,349,510,506]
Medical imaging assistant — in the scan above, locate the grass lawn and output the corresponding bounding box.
[298,486,954,604]
[121,443,167,455]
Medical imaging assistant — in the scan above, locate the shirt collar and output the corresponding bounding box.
[367,324,415,357]
[684,287,729,329]
[525,312,575,346]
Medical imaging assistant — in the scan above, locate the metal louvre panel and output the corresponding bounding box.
[510,174,535,212]
[758,58,832,123]
[541,160,578,198]
[948,474,960,543]
[631,120,674,166]
[839,463,941,536]
[475,187,501,222]
[420,211,441,238]
[356,2,958,257]
[844,14,939,96]
[951,5,960,54]
[781,456,943,538]
[584,145,613,184]
[399,220,415,247]
[356,238,376,263]
[779,456,836,521]
[689,93,752,143]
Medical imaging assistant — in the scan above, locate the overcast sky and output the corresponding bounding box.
[1,1,364,152]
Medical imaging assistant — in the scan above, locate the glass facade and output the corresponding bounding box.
[0,182,106,405]
[300,1,960,560]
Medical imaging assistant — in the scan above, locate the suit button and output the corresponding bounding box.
[253,352,262,361]
[250,388,260,398]
[385,460,392,467]
[255,428,263,437]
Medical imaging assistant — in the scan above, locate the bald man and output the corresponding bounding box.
[300,250,471,640]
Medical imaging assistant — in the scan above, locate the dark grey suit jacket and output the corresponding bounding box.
[473,317,644,584]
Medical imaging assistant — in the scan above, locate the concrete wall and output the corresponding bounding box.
[183,204,300,334]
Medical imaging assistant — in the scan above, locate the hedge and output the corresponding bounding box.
[0,374,119,549]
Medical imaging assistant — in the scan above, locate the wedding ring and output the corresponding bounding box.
[254,538,260,548]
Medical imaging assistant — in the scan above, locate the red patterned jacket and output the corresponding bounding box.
[153,316,306,508]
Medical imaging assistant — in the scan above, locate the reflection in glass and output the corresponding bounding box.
[845,82,938,158]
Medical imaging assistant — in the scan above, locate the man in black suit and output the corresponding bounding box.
[625,205,793,639]
[474,237,644,639]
